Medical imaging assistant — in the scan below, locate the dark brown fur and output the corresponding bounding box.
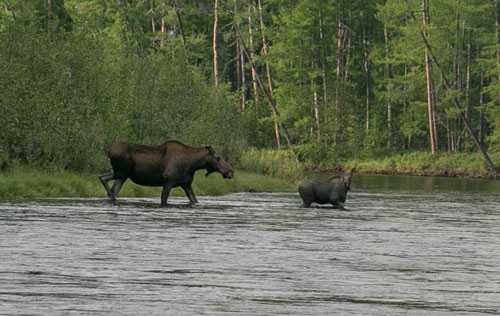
[298,171,354,209]
[99,140,233,206]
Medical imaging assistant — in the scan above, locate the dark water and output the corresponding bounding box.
[0,176,499,315]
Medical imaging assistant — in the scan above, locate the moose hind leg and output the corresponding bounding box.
[98,172,115,199]
[110,178,127,202]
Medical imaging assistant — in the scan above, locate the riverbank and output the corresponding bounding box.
[240,148,500,179]
[0,168,295,199]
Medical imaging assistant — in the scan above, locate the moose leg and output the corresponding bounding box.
[161,183,173,207]
[182,184,198,206]
[110,178,127,202]
[98,172,114,199]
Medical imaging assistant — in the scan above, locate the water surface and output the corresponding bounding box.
[0,175,499,315]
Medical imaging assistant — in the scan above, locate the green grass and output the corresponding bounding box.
[343,151,500,178]
[239,148,303,180]
[239,148,500,179]
[0,167,295,200]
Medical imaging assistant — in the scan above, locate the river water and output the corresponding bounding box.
[0,175,499,315]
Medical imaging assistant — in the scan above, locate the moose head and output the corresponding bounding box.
[205,145,234,179]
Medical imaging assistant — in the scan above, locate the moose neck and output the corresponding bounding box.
[188,148,212,173]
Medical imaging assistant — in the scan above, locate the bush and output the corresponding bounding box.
[0,24,245,172]
[239,148,303,180]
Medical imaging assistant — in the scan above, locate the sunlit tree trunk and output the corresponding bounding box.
[312,82,321,142]
[334,5,349,145]
[257,0,273,97]
[319,11,328,109]
[160,17,166,46]
[212,0,219,88]
[150,0,156,33]
[421,31,497,177]
[234,1,245,112]
[257,0,280,148]
[248,5,259,108]
[422,0,438,154]
[384,25,393,149]
[465,29,472,122]
[479,72,486,146]
[363,23,370,133]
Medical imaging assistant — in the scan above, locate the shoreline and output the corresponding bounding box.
[306,165,496,179]
[240,148,500,180]
[0,168,295,200]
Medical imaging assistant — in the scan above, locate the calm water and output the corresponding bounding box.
[0,175,499,315]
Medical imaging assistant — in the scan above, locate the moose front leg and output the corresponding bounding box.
[98,172,114,200]
[182,184,198,206]
[110,178,127,202]
[161,183,173,207]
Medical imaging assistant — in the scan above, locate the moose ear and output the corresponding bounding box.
[205,145,215,155]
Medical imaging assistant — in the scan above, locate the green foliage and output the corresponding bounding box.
[0,5,245,171]
[0,0,499,183]
[0,168,294,199]
[239,148,498,180]
[343,151,500,177]
[239,148,303,180]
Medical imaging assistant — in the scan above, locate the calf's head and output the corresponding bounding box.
[330,169,354,192]
[341,169,354,191]
[205,146,234,179]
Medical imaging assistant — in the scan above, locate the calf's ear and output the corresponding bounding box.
[205,145,216,155]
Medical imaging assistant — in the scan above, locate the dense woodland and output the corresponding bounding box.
[0,0,499,172]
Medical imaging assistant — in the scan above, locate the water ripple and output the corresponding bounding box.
[0,190,499,315]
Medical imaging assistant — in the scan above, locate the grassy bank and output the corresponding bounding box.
[339,152,500,178]
[240,148,500,179]
[0,168,295,200]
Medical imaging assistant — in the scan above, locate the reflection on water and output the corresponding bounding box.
[309,173,500,193]
[0,176,499,315]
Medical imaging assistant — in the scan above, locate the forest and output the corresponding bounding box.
[0,0,499,175]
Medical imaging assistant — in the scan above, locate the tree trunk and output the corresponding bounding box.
[150,0,156,33]
[160,16,166,47]
[465,29,471,121]
[234,1,244,112]
[384,25,393,149]
[422,0,438,154]
[248,5,259,107]
[335,18,349,144]
[319,10,328,113]
[451,2,460,152]
[236,35,243,110]
[496,0,500,106]
[212,0,219,88]
[479,72,486,146]
[234,24,292,147]
[420,31,497,178]
[173,0,186,46]
[47,0,52,32]
[313,84,321,142]
[239,38,246,112]
[257,0,280,148]
[363,23,370,132]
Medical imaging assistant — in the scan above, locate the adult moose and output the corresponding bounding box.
[98,140,233,206]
